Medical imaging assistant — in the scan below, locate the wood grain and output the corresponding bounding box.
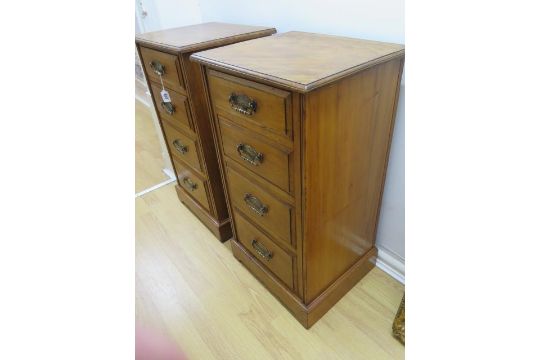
[136,183,404,359]
[181,53,230,226]
[192,31,404,92]
[149,82,192,131]
[135,22,276,54]
[226,166,293,247]
[200,31,405,327]
[219,118,291,193]
[208,70,292,139]
[303,58,404,302]
[139,46,184,92]
[175,185,232,241]
[161,121,202,173]
[136,23,275,241]
[234,212,294,289]
[174,160,210,211]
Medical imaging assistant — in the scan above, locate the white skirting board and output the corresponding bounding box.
[135,177,176,198]
[135,92,152,108]
[134,168,176,198]
[162,167,176,180]
[376,246,405,284]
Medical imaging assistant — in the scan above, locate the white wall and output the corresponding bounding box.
[198,0,403,43]
[136,0,202,33]
[139,0,405,269]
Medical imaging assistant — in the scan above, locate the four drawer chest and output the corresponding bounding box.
[192,31,404,328]
[136,22,276,241]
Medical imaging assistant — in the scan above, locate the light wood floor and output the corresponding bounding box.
[135,102,405,359]
[135,99,170,193]
[136,78,149,102]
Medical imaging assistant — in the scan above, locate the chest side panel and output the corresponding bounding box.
[180,53,231,221]
[303,58,404,303]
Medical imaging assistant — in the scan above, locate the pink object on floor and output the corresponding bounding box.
[136,324,188,360]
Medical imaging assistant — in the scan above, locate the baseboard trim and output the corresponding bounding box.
[376,246,405,284]
[135,91,152,105]
[135,79,152,107]
[135,95,151,108]
[135,178,176,198]
[162,167,176,180]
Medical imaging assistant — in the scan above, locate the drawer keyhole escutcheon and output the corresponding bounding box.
[183,177,197,191]
[244,193,268,216]
[251,239,273,261]
[150,60,165,76]
[229,92,257,115]
[236,143,263,166]
[161,101,175,115]
[172,139,188,154]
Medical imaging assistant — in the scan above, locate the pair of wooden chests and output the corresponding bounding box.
[136,22,404,328]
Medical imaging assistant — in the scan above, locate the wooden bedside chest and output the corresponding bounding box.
[136,23,276,241]
[192,31,404,327]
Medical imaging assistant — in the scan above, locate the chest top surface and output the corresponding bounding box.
[135,22,276,53]
[191,31,404,92]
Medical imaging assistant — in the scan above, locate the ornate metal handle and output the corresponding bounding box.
[243,193,268,216]
[251,239,273,261]
[150,60,165,75]
[236,143,263,166]
[182,177,197,191]
[172,139,188,154]
[161,101,175,115]
[229,93,257,115]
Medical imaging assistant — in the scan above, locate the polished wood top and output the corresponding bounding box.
[191,31,404,92]
[135,22,276,53]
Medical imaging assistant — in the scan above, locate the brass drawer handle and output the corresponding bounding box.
[161,101,175,115]
[172,139,188,154]
[150,60,165,76]
[237,143,263,166]
[182,177,197,191]
[243,193,268,216]
[229,93,257,116]
[251,239,273,261]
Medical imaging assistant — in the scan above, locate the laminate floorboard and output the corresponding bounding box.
[135,183,405,359]
[135,99,170,193]
[135,96,404,359]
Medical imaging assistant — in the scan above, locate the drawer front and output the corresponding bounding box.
[220,119,290,192]
[234,213,294,289]
[174,160,210,211]
[150,83,191,130]
[139,46,184,92]
[227,167,292,246]
[208,71,291,138]
[162,121,202,172]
